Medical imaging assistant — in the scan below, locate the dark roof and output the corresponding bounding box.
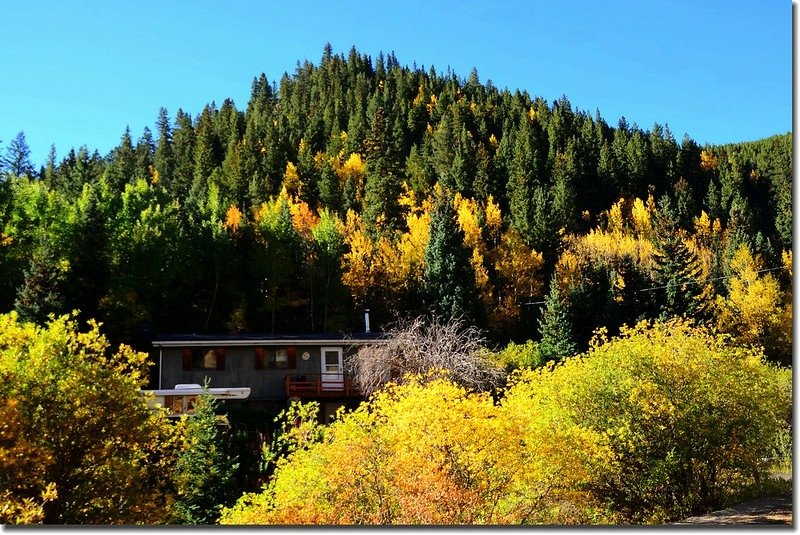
[152,332,388,347]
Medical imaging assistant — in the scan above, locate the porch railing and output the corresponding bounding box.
[284,373,363,398]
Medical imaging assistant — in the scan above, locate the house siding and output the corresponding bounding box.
[160,344,346,401]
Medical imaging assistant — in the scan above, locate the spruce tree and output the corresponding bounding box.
[172,390,238,525]
[652,213,713,321]
[2,131,35,177]
[15,238,67,324]
[362,106,403,236]
[155,107,174,189]
[423,188,479,323]
[537,276,577,363]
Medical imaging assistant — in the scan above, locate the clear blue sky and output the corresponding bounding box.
[0,0,791,167]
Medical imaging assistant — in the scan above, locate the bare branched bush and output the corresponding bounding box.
[347,316,506,396]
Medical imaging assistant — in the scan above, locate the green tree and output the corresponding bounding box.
[14,236,68,324]
[362,106,403,236]
[154,107,174,189]
[652,214,713,321]
[537,276,577,362]
[423,188,479,322]
[173,388,239,525]
[2,131,35,178]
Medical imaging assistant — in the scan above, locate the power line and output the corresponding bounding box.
[522,265,786,305]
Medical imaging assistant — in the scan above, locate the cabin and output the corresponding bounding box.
[152,329,387,421]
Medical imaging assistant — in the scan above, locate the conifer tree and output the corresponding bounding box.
[2,131,35,178]
[14,238,67,324]
[155,107,174,189]
[134,126,155,182]
[173,390,238,525]
[537,276,577,362]
[423,188,479,323]
[171,109,196,201]
[362,106,403,235]
[652,213,713,321]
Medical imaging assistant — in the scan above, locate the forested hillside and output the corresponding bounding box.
[0,45,792,362]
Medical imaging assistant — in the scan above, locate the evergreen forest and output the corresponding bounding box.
[0,45,793,525]
[0,45,792,363]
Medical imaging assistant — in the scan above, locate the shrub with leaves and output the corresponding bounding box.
[0,312,181,524]
[221,375,611,525]
[506,318,792,523]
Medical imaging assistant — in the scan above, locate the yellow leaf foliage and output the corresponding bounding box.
[221,376,611,525]
[282,161,302,198]
[699,149,718,171]
[507,318,791,523]
[630,197,652,238]
[223,204,243,232]
[493,230,544,325]
[0,312,182,524]
[716,245,792,364]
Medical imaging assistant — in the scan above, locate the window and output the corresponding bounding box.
[182,348,226,371]
[254,346,297,369]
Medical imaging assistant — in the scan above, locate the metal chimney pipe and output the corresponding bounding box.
[364,309,371,333]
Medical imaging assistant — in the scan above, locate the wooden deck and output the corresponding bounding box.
[284,373,363,398]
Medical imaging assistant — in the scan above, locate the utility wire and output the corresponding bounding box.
[522,265,786,306]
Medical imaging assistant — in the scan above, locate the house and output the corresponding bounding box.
[152,326,387,421]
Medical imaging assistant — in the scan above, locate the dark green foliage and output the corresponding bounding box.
[362,106,403,236]
[2,131,35,178]
[14,237,66,324]
[537,276,577,362]
[173,390,239,525]
[0,46,789,349]
[423,189,479,323]
[652,214,713,321]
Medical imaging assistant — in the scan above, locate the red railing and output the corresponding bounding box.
[284,373,363,398]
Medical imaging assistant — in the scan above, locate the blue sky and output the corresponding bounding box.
[0,0,791,167]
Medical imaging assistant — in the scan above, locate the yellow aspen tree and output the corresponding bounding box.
[223,204,243,233]
[716,245,792,364]
[630,197,652,238]
[397,207,431,287]
[493,230,544,326]
[340,210,374,307]
[699,149,718,171]
[282,161,302,198]
[606,198,625,234]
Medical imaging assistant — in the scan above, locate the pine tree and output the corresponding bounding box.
[14,238,67,324]
[2,131,35,177]
[362,106,403,235]
[423,188,479,323]
[652,213,713,321]
[105,127,136,192]
[537,276,577,362]
[134,126,155,182]
[155,107,174,189]
[172,109,196,202]
[172,390,239,525]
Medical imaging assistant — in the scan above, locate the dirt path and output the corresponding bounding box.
[675,493,792,526]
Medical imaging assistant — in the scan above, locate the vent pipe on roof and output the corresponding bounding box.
[364,309,371,333]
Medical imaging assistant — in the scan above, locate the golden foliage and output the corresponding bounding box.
[0,312,181,524]
[630,197,653,237]
[223,204,243,232]
[494,230,544,320]
[221,376,610,525]
[508,318,791,523]
[282,161,302,198]
[716,245,792,364]
[699,149,718,171]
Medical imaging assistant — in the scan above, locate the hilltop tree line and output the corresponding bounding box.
[0,45,792,362]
